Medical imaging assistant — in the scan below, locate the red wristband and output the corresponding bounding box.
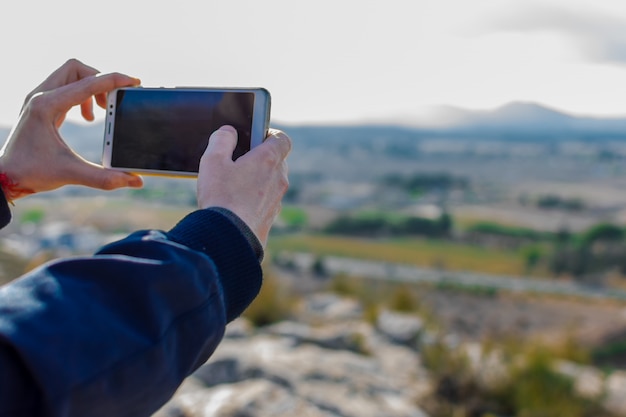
[0,173,32,205]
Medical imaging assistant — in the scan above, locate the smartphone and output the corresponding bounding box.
[102,87,271,177]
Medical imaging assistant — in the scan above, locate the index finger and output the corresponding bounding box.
[22,59,102,113]
[37,59,100,93]
[44,72,141,116]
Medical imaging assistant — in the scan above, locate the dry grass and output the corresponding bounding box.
[269,234,542,277]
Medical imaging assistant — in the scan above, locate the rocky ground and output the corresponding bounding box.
[154,291,626,417]
[418,288,626,346]
[155,294,430,417]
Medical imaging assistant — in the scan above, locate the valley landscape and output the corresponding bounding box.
[4,102,626,415]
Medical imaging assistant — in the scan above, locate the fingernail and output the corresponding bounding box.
[267,129,292,146]
[126,175,143,187]
[219,125,237,134]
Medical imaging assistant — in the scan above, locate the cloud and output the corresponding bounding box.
[483,5,626,64]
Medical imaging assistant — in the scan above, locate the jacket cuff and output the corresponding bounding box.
[166,208,262,322]
[205,207,264,262]
[0,189,11,230]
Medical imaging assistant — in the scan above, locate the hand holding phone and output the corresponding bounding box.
[198,126,291,246]
[102,87,271,177]
[0,62,143,202]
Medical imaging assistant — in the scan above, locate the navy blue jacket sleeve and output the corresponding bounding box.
[0,207,263,417]
[0,190,11,229]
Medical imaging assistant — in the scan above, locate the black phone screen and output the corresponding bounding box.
[110,89,255,173]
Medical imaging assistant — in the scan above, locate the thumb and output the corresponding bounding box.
[70,161,143,190]
[203,125,238,160]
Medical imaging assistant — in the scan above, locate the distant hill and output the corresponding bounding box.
[0,101,625,163]
[0,127,10,143]
[58,121,105,163]
[427,102,626,137]
[279,102,626,145]
[0,122,104,163]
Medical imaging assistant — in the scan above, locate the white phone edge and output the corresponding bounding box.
[101,86,271,178]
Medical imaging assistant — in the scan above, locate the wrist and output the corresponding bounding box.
[0,158,33,204]
[206,207,265,261]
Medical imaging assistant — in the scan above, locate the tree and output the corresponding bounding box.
[581,223,624,246]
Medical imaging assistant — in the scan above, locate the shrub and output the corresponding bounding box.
[466,222,547,241]
[311,256,328,277]
[422,340,607,417]
[324,211,452,238]
[580,223,624,246]
[20,208,45,225]
[421,339,480,415]
[387,285,420,312]
[522,245,543,274]
[242,268,296,327]
[536,194,585,211]
[279,206,308,229]
[495,346,603,417]
[329,273,362,297]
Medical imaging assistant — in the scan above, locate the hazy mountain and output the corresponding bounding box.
[59,121,106,163]
[0,127,10,143]
[425,102,626,135]
[281,102,626,146]
[1,101,625,163]
[0,122,104,163]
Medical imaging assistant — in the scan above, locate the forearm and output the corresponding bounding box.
[0,208,262,416]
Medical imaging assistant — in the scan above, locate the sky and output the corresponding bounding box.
[2,0,626,127]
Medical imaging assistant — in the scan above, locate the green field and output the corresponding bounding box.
[9,197,551,278]
[269,234,548,277]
